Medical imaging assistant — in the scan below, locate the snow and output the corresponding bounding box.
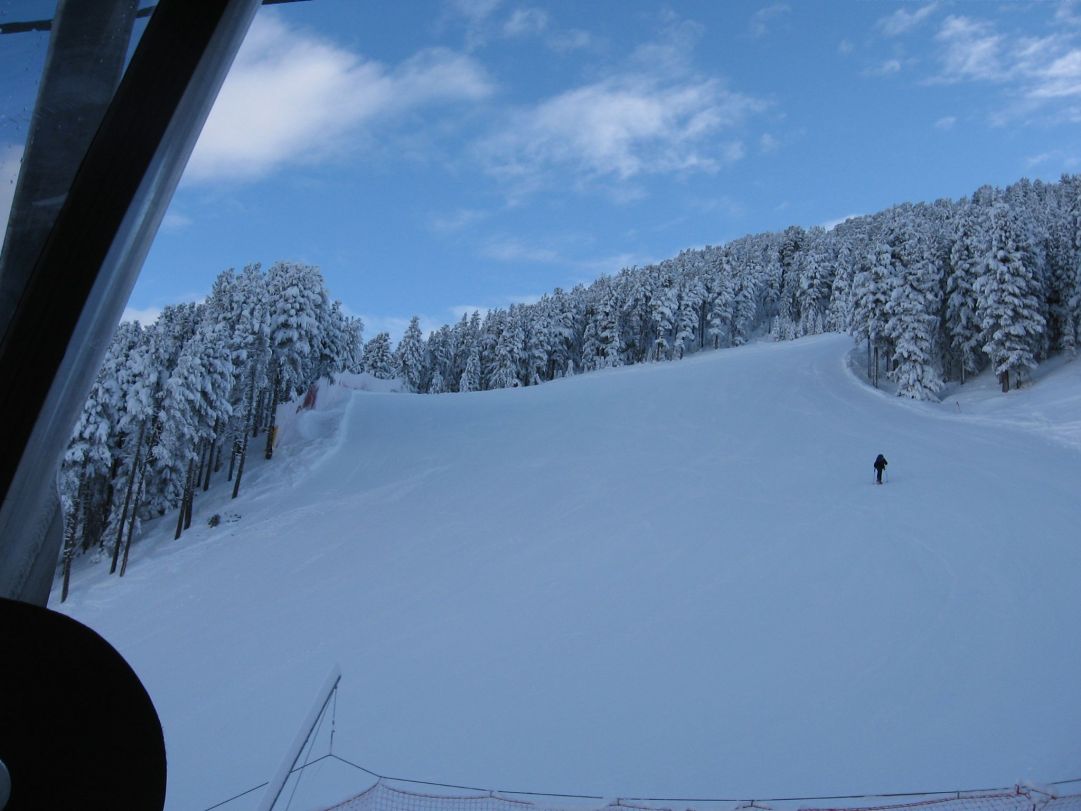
[54,334,1081,811]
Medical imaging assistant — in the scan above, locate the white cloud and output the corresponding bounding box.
[925,12,1081,120]
[935,115,957,130]
[161,210,192,231]
[187,14,493,183]
[877,3,938,37]
[503,7,547,38]
[481,74,764,196]
[1030,48,1081,98]
[934,16,1005,82]
[0,143,24,231]
[866,59,903,76]
[838,39,854,55]
[475,14,766,198]
[759,133,780,153]
[749,4,790,38]
[122,306,162,326]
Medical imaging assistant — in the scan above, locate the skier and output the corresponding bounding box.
[873,453,888,484]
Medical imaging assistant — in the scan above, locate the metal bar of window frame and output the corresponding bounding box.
[0,0,264,603]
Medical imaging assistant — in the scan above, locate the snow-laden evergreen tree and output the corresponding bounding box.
[975,203,1047,392]
[673,279,700,359]
[342,316,365,372]
[316,299,351,384]
[595,284,624,369]
[886,226,944,400]
[428,369,445,394]
[796,228,834,336]
[705,256,736,348]
[460,344,481,392]
[1045,176,1081,354]
[395,316,427,391]
[945,202,984,382]
[488,310,523,388]
[850,236,893,383]
[650,280,676,360]
[266,261,326,399]
[362,332,395,379]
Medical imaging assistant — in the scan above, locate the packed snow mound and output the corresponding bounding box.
[56,334,1081,811]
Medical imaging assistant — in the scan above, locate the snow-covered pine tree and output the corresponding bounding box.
[395,316,427,392]
[1045,175,1081,354]
[945,202,984,383]
[489,309,524,388]
[673,279,700,359]
[262,263,329,458]
[650,280,676,360]
[796,228,834,336]
[596,284,624,369]
[975,203,1047,392]
[886,228,944,400]
[460,344,481,392]
[342,316,365,373]
[155,317,234,537]
[705,255,736,349]
[851,233,893,385]
[362,332,395,379]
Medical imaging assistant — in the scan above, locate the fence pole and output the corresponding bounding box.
[256,665,342,811]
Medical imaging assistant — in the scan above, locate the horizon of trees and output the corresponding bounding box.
[388,174,1078,402]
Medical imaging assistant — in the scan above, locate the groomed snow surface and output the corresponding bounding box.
[56,334,1081,811]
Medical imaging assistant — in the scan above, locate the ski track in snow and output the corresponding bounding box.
[55,335,1081,811]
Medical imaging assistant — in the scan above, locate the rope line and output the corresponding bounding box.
[203,780,270,811]
[207,752,1081,810]
[322,754,1081,806]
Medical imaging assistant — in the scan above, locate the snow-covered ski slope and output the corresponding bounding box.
[57,334,1081,811]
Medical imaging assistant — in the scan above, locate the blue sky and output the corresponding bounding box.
[3,1,1081,340]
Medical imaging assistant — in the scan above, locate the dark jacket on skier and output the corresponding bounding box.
[874,454,887,484]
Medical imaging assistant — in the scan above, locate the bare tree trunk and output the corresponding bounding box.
[174,459,194,539]
[110,419,146,574]
[253,388,266,437]
[213,428,224,474]
[196,438,208,493]
[203,424,218,492]
[233,371,258,498]
[60,470,88,603]
[119,461,145,577]
[227,436,238,482]
[264,364,279,460]
[1000,369,1010,393]
[183,460,195,530]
